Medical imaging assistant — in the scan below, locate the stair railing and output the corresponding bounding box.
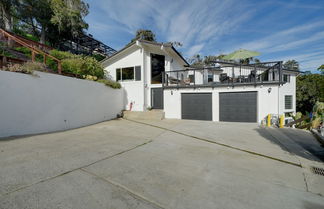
[0,28,62,74]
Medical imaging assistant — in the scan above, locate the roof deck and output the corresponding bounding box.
[163,61,285,89]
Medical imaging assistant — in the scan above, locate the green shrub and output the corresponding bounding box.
[49,49,104,78]
[97,79,121,89]
[15,47,31,57]
[50,49,79,60]
[60,56,104,78]
[61,58,83,75]
[92,54,106,61]
[82,56,104,78]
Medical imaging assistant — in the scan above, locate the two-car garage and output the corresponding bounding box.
[181,92,257,122]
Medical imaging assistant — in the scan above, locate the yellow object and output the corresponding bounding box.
[279,115,285,128]
[267,114,271,127]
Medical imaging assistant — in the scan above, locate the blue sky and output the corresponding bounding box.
[84,0,324,72]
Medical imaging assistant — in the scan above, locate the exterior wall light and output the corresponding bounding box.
[268,87,272,93]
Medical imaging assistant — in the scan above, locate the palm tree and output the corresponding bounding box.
[283,60,299,71]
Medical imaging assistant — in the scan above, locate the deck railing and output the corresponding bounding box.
[163,61,283,88]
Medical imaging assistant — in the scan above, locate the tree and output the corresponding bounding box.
[131,29,156,42]
[0,0,19,31]
[296,74,324,114]
[188,54,204,67]
[283,60,299,71]
[16,0,89,44]
[19,0,54,44]
[50,0,89,37]
[318,64,324,74]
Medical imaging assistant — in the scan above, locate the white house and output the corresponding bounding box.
[102,40,298,123]
[101,40,189,111]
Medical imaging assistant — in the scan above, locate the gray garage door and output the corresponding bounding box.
[181,93,212,121]
[219,92,257,122]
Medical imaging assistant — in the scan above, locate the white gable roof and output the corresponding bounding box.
[101,40,189,67]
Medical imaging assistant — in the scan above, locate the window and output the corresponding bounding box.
[283,74,290,83]
[135,66,141,81]
[208,74,214,83]
[116,68,121,81]
[116,66,141,81]
[122,67,134,80]
[285,95,293,109]
[151,54,165,84]
[189,75,194,83]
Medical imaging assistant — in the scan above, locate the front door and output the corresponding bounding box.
[151,88,163,109]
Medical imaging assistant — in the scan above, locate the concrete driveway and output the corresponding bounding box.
[1,118,324,209]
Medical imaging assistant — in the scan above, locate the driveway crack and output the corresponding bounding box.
[0,140,153,197]
[79,168,166,209]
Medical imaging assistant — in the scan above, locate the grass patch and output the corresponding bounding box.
[97,79,121,89]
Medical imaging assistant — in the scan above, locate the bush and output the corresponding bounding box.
[4,62,46,75]
[97,79,121,89]
[15,47,32,56]
[50,49,79,60]
[49,50,104,78]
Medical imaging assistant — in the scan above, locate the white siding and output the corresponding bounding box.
[104,46,145,111]
[164,85,282,123]
[279,75,296,114]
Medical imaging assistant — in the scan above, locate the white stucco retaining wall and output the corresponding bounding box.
[0,71,124,138]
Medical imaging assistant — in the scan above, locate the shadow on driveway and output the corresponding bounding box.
[255,127,324,162]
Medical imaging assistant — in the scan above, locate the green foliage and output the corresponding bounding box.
[91,54,106,62]
[318,64,324,74]
[97,79,121,89]
[15,46,31,56]
[283,60,299,71]
[49,49,104,78]
[50,49,78,60]
[131,29,156,43]
[296,74,324,114]
[311,102,324,129]
[50,0,89,36]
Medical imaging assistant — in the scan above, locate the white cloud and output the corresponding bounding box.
[86,0,324,72]
[187,44,205,56]
[89,0,255,56]
[239,20,324,52]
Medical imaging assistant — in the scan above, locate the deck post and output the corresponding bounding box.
[31,51,35,62]
[232,66,234,87]
[254,65,257,86]
[193,69,196,88]
[162,72,164,89]
[177,71,179,89]
[57,62,62,74]
[279,61,283,84]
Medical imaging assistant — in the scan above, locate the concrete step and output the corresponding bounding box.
[123,110,165,120]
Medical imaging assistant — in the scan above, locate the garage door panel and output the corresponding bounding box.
[219,92,257,122]
[181,93,212,121]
